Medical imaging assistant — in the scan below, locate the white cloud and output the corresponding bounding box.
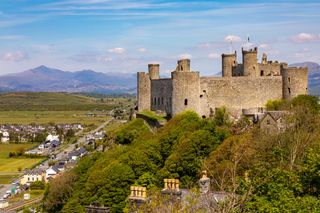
[259,43,269,49]
[242,42,255,50]
[2,51,28,62]
[208,53,220,59]
[138,48,146,53]
[108,47,126,54]
[97,56,112,62]
[179,53,192,59]
[291,33,320,42]
[0,35,24,40]
[224,35,241,43]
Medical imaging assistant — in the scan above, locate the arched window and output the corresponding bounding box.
[184,99,188,106]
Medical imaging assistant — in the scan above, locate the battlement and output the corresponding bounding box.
[176,59,190,71]
[242,47,258,54]
[222,51,237,58]
[148,64,160,79]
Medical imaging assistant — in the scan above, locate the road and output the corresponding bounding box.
[54,118,114,160]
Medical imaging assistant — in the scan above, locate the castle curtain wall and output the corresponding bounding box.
[199,76,283,117]
[151,79,173,115]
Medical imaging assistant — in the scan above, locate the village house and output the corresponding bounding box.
[45,166,60,182]
[68,147,87,161]
[20,169,45,185]
[0,131,10,143]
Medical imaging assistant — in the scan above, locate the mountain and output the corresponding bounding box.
[290,62,320,96]
[0,66,136,94]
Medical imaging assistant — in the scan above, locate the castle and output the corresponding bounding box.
[137,47,308,118]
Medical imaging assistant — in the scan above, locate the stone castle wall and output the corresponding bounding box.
[137,72,151,111]
[199,76,283,117]
[282,67,308,99]
[151,78,172,114]
[171,70,200,116]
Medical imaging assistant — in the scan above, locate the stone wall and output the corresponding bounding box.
[172,71,200,115]
[151,78,173,114]
[199,76,283,117]
[282,67,308,99]
[137,72,151,112]
[259,63,281,76]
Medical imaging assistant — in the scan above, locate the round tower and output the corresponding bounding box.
[242,47,258,77]
[148,64,160,79]
[176,59,190,72]
[282,67,308,100]
[222,51,236,77]
[137,72,151,111]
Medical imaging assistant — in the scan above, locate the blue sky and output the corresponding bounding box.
[0,0,319,76]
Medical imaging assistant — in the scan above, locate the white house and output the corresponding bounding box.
[1,131,10,143]
[46,134,59,142]
[45,166,59,182]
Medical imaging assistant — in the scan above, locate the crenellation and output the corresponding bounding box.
[137,47,308,118]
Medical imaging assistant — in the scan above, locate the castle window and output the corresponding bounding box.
[158,97,160,106]
[184,99,188,106]
[288,88,291,94]
[202,115,206,118]
[200,95,203,98]
[161,97,164,105]
[261,70,264,76]
[267,120,270,125]
[203,90,206,93]
[154,98,156,105]
[288,77,290,82]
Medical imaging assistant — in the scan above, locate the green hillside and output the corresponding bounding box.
[0,92,133,111]
[43,95,320,213]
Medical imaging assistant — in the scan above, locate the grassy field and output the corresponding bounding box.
[0,111,110,125]
[0,92,134,111]
[0,144,44,172]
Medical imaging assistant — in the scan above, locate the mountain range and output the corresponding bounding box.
[0,66,136,94]
[0,63,318,95]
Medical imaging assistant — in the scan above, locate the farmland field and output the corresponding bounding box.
[0,111,110,125]
[0,144,44,184]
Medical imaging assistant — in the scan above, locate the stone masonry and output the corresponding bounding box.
[137,47,308,118]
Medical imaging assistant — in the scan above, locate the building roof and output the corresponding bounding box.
[24,168,44,175]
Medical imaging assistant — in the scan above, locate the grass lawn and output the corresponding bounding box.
[0,144,44,172]
[0,111,110,125]
[139,110,167,121]
[0,174,20,184]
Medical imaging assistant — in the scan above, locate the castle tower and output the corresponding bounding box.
[261,53,267,64]
[175,59,190,72]
[282,67,308,99]
[172,59,200,115]
[137,72,151,112]
[148,64,160,79]
[242,47,259,77]
[222,51,237,77]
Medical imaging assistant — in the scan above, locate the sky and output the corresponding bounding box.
[0,0,319,76]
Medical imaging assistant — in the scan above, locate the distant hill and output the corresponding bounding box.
[290,62,320,96]
[0,66,136,94]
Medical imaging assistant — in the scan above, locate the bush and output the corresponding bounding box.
[30,181,45,190]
